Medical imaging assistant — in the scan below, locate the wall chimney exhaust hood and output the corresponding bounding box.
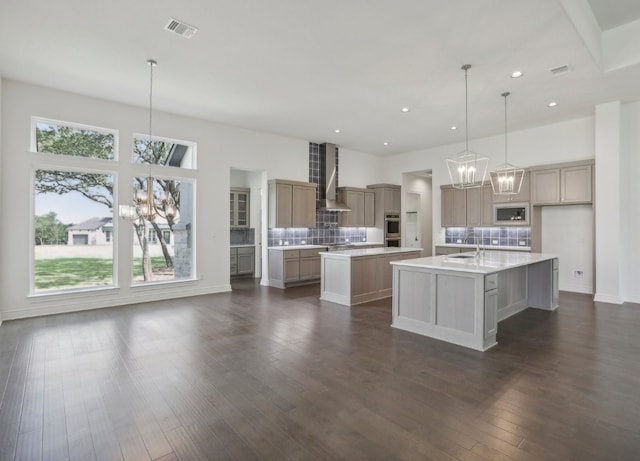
[317,143,351,212]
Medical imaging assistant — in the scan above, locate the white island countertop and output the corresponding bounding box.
[393,250,557,274]
[320,247,422,258]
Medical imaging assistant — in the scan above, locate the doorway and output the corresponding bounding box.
[402,171,433,256]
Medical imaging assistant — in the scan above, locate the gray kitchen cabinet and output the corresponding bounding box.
[268,247,327,288]
[491,172,530,203]
[364,191,375,227]
[367,184,401,228]
[338,187,375,227]
[230,246,255,277]
[531,163,592,205]
[441,186,467,227]
[484,281,498,339]
[299,248,322,280]
[268,179,317,228]
[230,188,250,227]
[465,185,493,227]
[561,164,592,204]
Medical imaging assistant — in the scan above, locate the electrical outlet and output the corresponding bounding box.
[519,240,526,246]
[456,239,462,243]
[492,240,499,245]
[573,270,584,279]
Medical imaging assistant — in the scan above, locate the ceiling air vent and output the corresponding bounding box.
[164,18,198,39]
[550,65,571,76]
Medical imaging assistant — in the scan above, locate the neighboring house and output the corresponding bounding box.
[67,217,112,245]
[67,216,173,246]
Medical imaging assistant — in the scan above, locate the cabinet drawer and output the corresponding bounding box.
[300,248,323,258]
[230,254,238,264]
[283,250,300,259]
[237,247,254,255]
[485,274,498,291]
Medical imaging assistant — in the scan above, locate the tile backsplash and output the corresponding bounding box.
[231,228,255,245]
[445,227,531,248]
[267,142,367,247]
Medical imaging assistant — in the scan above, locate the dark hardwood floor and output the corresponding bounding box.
[1,281,639,461]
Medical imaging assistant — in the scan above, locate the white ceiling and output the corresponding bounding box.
[587,0,640,30]
[1,0,639,156]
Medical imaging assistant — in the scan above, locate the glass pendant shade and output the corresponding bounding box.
[447,150,489,189]
[490,163,524,194]
[446,64,490,189]
[490,92,524,196]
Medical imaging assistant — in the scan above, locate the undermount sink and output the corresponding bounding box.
[447,254,476,259]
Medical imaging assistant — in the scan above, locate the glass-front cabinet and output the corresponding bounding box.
[230,188,250,227]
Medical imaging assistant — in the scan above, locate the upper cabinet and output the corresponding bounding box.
[442,184,493,227]
[268,179,317,228]
[230,188,250,227]
[441,187,467,227]
[337,187,375,228]
[531,163,592,205]
[367,184,401,228]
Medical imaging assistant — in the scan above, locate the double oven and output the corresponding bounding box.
[384,213,401,247]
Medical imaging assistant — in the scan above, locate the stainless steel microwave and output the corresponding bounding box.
[493,202,529,226]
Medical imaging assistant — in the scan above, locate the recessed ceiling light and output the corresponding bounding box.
[401,107,410,113]
[450,126,457,130]
[547,101,558,107]
[383,142,389,146]
[334,129,341,133]
[511,70,523,78]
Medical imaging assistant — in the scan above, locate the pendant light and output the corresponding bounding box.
[489,92,524,196]
[119,59,176,221]
[446,64,489,189]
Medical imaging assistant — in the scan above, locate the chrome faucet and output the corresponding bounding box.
[464,230,482,257]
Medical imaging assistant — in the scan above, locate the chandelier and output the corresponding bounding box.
[489,92,525,196]
[446,64,489,189]
[119,59,176,221]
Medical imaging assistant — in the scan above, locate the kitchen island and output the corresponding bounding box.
[320,247,422,306]
[391,251,558,351]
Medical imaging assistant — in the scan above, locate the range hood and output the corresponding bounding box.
[316,143,351,212]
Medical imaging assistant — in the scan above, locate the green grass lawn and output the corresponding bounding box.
[34,257,169,290]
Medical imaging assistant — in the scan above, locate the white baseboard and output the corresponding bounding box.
[593,293,624,305]
[1,284,232,321]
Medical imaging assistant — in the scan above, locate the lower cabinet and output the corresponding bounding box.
[230,246,255,277]
[484,274,498,339]
[269,247,326,288]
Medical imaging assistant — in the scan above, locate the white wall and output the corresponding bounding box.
[0,80,382,320]
[621,102,640,303]
[541,205,594,293]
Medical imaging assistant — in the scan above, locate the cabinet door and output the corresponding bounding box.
[561,165,592,204]
[451,189,467,226]
[299,257,321,280]
[484,289,498,339]
[465,187,482,227]
[531,169,560,205]
[364,191,375,227]
[384,188,401,212]
[237,248,254,275]
[338,190,364,227]
[292,186,316,228]
[441,188,454,227]
[283,258,300,282]
[235,191,249,227]
[271,183,292,228]
[481,185,493,226]
[230,248,238,275]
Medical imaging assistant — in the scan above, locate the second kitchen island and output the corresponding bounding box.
[391,251,559,351]
[320,247,422,306]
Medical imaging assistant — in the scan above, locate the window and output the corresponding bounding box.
[131,177,194,284]
[133,136,195,169]
[34,169,114,292]
[35,119,116,160]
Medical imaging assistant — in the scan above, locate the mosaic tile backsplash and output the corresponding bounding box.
[445,227,531,248]
[267,142,367,247]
